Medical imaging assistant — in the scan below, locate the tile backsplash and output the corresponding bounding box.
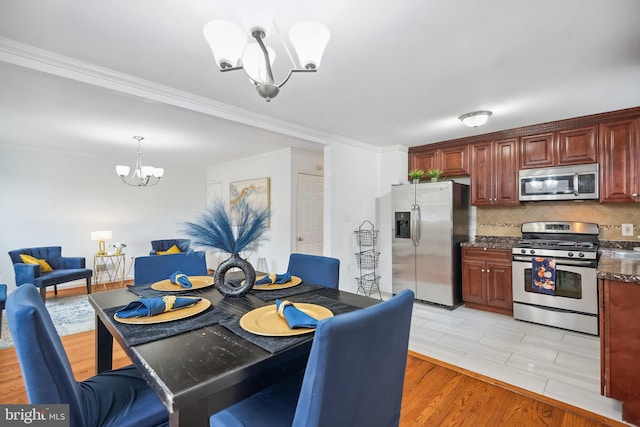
[477,201,640,242]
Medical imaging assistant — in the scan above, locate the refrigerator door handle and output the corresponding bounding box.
[411,204,420,246]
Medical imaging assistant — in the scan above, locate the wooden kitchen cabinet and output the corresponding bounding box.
[470,138,519,206]
[599,117,639,203]
[409,144,469,177]
[462,247,513,315]
[520,125,598,169]
[600,279,640,425]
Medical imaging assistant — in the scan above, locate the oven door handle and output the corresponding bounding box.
[512,255,594,267]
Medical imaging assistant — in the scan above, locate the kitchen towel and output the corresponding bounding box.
[532,257,556,295]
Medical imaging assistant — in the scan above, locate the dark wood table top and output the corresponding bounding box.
[88,281,379,427]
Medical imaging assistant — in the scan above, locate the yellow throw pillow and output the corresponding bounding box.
[19,254,54,272]
[157,244,182,255]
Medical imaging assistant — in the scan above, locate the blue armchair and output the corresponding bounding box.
[8,246,92,301]
[149,239,192,255]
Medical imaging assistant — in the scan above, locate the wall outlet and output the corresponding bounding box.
[622,223,634,236]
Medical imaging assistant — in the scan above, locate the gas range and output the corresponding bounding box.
[511,221,601,335]
[512,221,599,261]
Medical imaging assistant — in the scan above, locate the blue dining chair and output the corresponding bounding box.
[286,253,340,289]
[7,284,168,427]
[134,251,208,285]
[209,289,414,427]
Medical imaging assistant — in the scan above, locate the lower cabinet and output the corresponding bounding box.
[600,279,640,425]
[462,247,513,315]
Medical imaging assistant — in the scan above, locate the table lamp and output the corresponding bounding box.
[91,230,112,255]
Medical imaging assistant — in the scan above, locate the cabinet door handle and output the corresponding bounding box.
[487,269,491,273]
[481,269,485,272]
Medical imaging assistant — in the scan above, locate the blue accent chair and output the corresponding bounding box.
[7,284,169,427]
[286,253,340,289]
[209,289,414,427]
[134,251,208,285]
[149,239,192,255]
[8,246,92,301]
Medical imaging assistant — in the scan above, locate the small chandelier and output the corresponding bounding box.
[459,111,493,127]
[203,19,330,102]
[115,136,164,187]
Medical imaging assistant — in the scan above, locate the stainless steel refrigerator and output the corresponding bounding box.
[392,181,470,307]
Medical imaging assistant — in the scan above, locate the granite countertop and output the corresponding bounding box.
[464,237,640,284]
[461,236,518,250]
[597,250,640,283]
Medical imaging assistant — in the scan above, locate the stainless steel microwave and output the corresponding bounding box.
[518,164,599,201]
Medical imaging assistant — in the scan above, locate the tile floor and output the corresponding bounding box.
[404,298,625,423]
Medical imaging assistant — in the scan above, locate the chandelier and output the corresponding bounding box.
[115,136,164,187]
[203,19,330,102]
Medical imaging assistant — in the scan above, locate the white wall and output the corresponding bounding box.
[206,147,325,274]
[0,145,206,292]
[324,137,396,293]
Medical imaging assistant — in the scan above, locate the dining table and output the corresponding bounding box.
[88,273,380,427]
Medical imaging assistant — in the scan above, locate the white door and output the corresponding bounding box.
[296,174,324,254]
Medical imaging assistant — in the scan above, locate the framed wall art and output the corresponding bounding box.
[229,177,270,224]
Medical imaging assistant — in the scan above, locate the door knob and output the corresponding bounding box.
[298,237,303,241]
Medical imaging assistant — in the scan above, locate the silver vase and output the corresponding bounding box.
[214,253,256,297]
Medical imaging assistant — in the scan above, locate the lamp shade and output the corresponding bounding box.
[242,42,276,83]
[91,230,112,241]
[459,111,492,127]
[115,165,130,177]
[203,20,248,69]
[288,21,330,69]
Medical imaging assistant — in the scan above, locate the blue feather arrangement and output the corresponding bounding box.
[182,199,270,254]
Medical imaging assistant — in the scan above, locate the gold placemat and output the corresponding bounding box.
[151,276,214,291]
[114,297,211,324]
[239,303,333,336]
[251,275,302,291]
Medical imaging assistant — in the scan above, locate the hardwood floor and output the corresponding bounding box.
[0,283,627,426]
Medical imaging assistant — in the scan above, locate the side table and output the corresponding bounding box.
[93,253,126,288]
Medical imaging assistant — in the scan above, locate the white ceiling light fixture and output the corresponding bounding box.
[203,19,330,102]
[115,136,164,187]
[459,111,493,127]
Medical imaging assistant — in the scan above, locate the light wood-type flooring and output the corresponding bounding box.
[0,283,628,426]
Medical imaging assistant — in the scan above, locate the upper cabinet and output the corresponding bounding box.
[470,138,519,206]
[409,144,469,177]
[599,118,639,203]
[520,125,598,169]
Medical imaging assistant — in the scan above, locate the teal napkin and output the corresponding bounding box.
[116,296,201,318]
[256,272,292,285]
[170,271,192,288]
[275,299,318,329]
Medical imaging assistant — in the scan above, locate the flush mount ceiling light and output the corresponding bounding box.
[115,136,164,187]
[203,19,330,102]
[459,111,493,127]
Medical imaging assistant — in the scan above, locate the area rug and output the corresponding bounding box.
[0,294,95,350]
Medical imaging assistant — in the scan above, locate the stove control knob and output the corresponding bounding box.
[529,250,535,255]
[568,252,574,257]
[578,252,585,258]
[520,249,526,254]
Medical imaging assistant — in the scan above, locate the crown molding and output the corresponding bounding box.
[0,36,330,145]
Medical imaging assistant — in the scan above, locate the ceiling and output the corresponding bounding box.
[0,0,639,167]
